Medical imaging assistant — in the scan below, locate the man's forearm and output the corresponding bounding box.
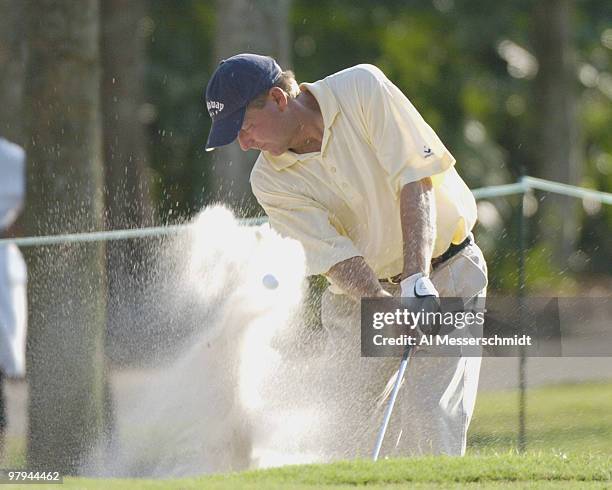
[400,177,436,278]
[327,256,390,299]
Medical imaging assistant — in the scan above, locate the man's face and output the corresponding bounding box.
[237,91,293,156]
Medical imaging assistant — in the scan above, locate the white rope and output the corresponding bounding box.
[0,217,267,247]
[0,224,188,247]
[522,176,612,205]
[471,181,528,199]
[0,177,610,248]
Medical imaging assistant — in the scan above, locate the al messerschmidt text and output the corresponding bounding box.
[372,333,533,347]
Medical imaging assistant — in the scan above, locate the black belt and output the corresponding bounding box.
[380,235,473,284]
[431,234,473,267]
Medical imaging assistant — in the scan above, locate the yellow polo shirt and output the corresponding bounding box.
[250,64,476,283]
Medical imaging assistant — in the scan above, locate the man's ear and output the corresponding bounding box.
[269,87,288,110]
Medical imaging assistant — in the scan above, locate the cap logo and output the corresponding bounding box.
[207,100,225,117]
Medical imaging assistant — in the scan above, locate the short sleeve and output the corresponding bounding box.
[251,166,362,277]
[357,65,455,194]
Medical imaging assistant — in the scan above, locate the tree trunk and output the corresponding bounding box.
[23,0,107,474]
[101,0,154,230]
[211,0,292,215]
[100,0,155,363]
[532,0,581,266]
[0,0,25,144]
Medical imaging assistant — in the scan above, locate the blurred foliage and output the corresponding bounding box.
[146,0,612,288]
[146,0,216,222]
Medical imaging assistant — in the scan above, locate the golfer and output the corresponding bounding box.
[205,54,487,457]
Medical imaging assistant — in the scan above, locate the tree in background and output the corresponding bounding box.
[101,0,156,367]
[101,0,155,231]
[23,0,108,474]
[211,0,292,214]
[532,0,581,267]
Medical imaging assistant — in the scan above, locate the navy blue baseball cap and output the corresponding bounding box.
[205,53,282,151]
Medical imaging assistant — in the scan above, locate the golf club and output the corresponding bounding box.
[372,345,413,461]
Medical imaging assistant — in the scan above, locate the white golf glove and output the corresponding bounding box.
[401,272,440,337]
[400,272,439,298]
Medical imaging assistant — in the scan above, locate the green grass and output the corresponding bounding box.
[469,381,612,454]
[3,453,611,489]
[3,382,612,489]
[2,436,26,468]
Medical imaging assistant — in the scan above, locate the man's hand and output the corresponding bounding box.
[327,256,391,299]
[401,272,440,336]
[400,272,439,298]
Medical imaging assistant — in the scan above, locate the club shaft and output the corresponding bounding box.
[372,347,412,461]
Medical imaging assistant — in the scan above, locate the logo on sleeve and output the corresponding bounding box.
[423,146,433,158]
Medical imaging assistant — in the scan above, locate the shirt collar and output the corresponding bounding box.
[264,79,340,171]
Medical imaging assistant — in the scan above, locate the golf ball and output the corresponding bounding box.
[262,274,279,289]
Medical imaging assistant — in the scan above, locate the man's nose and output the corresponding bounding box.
[238,131,253,151]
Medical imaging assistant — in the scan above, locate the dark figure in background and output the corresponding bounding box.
[0,138,27,461]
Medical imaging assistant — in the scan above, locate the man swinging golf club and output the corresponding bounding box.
[204,54,488,458]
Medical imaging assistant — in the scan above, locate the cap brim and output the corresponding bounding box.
[205,106,246,151]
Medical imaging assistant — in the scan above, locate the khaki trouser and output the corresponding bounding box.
[319,241,488,459]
